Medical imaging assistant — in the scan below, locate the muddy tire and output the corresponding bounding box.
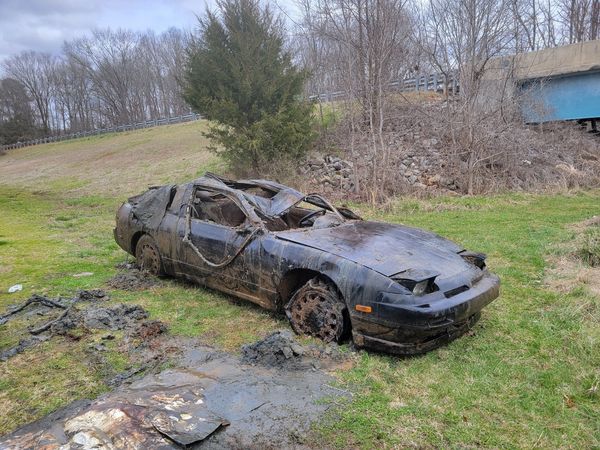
[135,235,164,276]
[285,277,348,343]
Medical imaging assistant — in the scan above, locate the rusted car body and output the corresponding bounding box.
[114,173,500,355]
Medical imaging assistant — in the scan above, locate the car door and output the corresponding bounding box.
[151,185,188,276]
[177,187,266,305]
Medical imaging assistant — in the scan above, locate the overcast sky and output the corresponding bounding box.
[0,0,300,62]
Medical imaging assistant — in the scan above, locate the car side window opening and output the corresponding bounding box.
[278,196,346,230]
[167,186,186,215]
[190,189,247,228]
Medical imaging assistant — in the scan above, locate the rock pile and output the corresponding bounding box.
[300,155,356,193]
[384,133,461,190]
[301,141,461,195]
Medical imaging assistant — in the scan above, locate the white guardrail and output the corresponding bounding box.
[1,112,202,152]
[308,72,459,102]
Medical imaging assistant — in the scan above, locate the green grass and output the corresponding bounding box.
[0,122,599,447]
[317,193,600,448]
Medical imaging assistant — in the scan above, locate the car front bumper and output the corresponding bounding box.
[351,273,500,355]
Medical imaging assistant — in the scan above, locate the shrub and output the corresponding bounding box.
[183,0,314,175]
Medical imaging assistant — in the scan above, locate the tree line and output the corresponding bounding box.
[1,28,190,144]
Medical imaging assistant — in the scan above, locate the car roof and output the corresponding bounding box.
[191,173,305,218]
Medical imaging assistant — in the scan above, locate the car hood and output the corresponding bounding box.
[275,221,472,278]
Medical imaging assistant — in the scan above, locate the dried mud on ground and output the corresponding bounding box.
[0,281,354,449]
[107,263,160,291]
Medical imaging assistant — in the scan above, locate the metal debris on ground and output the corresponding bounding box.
[7,284,22,293]
[1,370,229,448]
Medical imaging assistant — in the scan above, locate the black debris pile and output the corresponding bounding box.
[0,290,165,362]
[241,329,353,371]
[80,304,148,330]
[0,290,109,327]
[108,265,159,291]
[241,330,310,370]
[75,289,110,302]
[0,336,48,360]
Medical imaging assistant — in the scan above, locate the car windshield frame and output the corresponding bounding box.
[191,175,358,230]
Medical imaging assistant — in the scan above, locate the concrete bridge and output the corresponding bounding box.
[486,40,600,131]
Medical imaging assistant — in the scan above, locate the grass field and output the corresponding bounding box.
[0,121,599,447]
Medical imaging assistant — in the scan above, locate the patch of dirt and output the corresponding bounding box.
[1,340,352,449]
[108,264,159,291]
[545,217,600,298]
[131,319,167,340]
[78,304,148,331]
[545,256,600,298]
[241,329,353,371]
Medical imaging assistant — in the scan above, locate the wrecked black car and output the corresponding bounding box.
[114,173,499,355]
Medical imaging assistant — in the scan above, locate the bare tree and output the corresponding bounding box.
[419,0,519,193]
[0,27,189,137]
[558,0,600,43]
[298,0,415,201]
[2,52,56,134]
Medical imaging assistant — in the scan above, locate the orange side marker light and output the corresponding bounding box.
[355,305,372,313]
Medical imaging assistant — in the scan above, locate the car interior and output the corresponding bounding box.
[189,187,341,231]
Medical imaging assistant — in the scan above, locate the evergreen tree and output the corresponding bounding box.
[183,0,314,173]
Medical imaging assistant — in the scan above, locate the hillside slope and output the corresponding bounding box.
[0,120,221,197]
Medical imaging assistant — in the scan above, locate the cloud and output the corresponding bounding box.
[0,0,204,63]
[0,1,96,60]
[0,0,300,65]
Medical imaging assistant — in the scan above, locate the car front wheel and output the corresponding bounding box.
[285,277,348,343]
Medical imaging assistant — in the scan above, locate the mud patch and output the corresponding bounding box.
[241,329,351,371]
[0,290,166,362]
[108,263,159,291]
[0,289,108,326]
[2,342,350,449]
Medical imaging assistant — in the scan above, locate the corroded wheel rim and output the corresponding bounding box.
[137,242,161,275]
[287,279,345,343]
